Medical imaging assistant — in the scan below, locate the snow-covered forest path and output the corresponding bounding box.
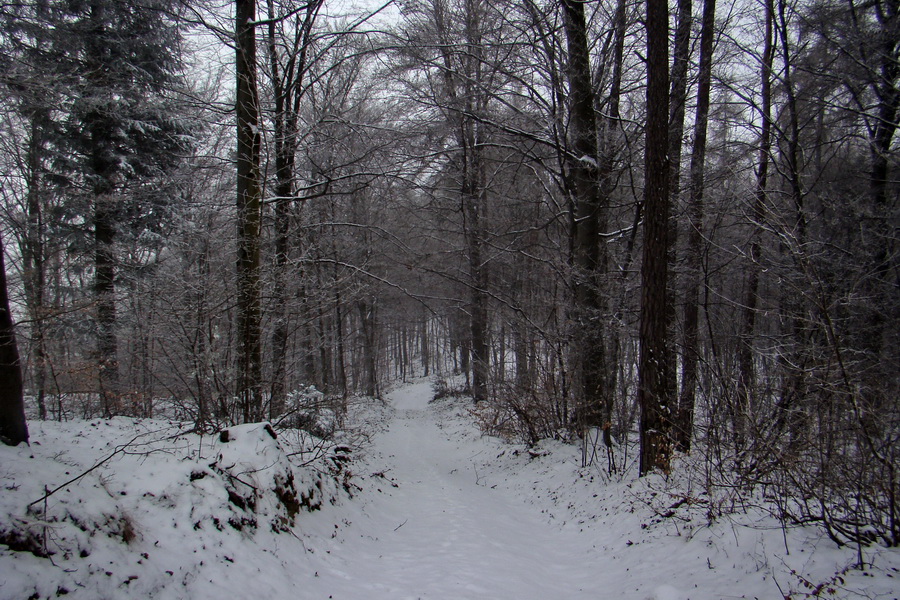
[5,380,893,599]
[308,380,599,599]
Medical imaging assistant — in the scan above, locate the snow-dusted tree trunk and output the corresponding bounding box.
[23,113,48,421]
[236,0,264,422]
[638,0,673,475]
[561,0,609,437]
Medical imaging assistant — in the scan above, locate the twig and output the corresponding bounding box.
[42,485,48,555]
[393,519,408,531]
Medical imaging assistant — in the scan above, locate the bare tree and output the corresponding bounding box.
[736,0,774,453]
[263,0,323,416]
[675,0,716,454]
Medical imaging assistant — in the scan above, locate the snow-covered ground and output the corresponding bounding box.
[2,380,899,599]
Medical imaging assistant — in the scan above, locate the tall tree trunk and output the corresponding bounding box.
[561,0,609,436]
[668,0,692,200]
[432,0,490,402]
[677,0,716,453]
[194,241,211,429]
[464,167,490,401]
[24,115,47,421]
[236,0,263,423]
[266,0,290,419]
[737,0,774,453]
[601,0,628,452]
[0,232,28,446]
[460,326,470,386]
[314,264,332,393]
[421,313,430,377]
[771,0,809,445]
[864,0,900,367]
[463,0,490,404]
[358,299,378,397]
[870,0,900,211]
[94,193,118,416]
[638,0,673,475]
[335,289,348,399]
[265,0,320,418]
[666,0,692,407]
[88,0,119,416]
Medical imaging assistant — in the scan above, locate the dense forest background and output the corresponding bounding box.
[0,0,897,548]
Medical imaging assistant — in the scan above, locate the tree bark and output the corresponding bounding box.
[869,0,900,211]
[638,0,673,475]
[864,0,900,367]
[666,0,692,406]
[266,0,290,419]
[358,299,378,397]
[600,0,628,452]
[23,114,48,421]
[87,0,119,416]
[265,0,321,418]
[668,0,692,200]
[236,0,264,423]
[736,0,774,452]
[421,313,430,377]
[94,192,118,416]
[0,232,28,446]
[462,0,490,403]
[677,0,716,453]
[561,0,609,434]
[464,168,490,402]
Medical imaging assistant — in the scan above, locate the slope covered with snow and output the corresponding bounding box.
[0,418,346,599]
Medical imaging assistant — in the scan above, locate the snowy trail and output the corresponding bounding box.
[308,381,598,600]
[5,381,893,599]
[4,382,896,600]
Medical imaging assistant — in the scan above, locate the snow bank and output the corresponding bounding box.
[0,417,349,599]
[211,422,304,531]
[426,392,900,600]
